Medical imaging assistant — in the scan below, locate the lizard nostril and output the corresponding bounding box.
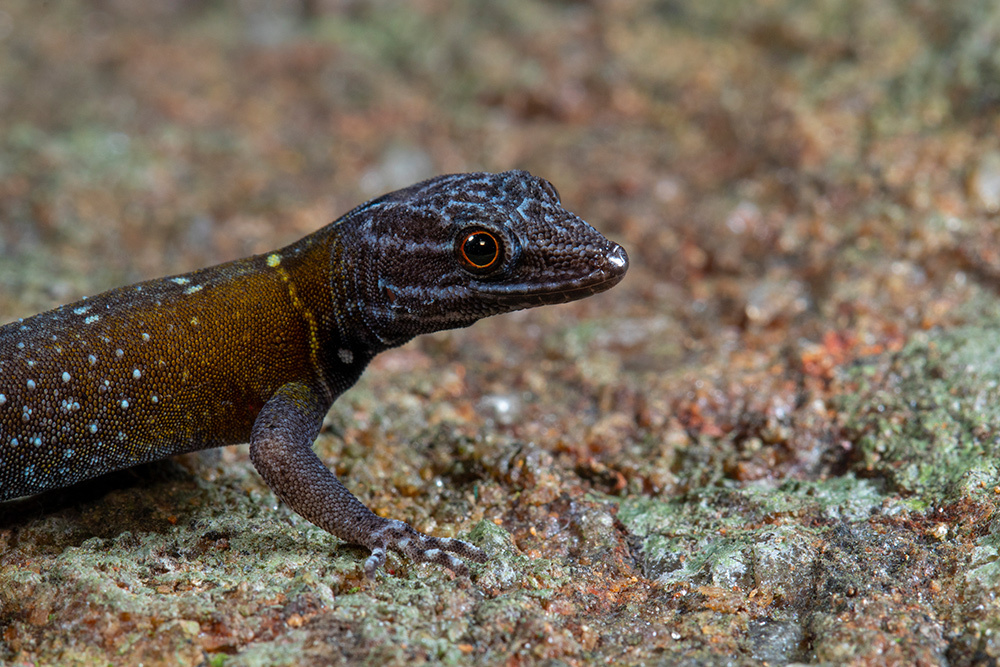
[606,244,629,273]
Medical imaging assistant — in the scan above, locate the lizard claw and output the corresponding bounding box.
[363,518,487,579]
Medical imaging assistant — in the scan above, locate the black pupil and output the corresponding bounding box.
[463,232,498,268]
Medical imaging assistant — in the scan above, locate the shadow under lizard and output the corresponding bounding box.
[0,170,628,578]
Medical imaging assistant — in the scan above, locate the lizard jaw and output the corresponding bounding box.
[476,242,629,307]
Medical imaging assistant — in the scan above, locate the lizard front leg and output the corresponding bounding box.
[248,382,487,578]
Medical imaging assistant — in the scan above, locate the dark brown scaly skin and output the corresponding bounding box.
[0,170,629,577]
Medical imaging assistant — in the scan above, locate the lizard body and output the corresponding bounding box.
[0,170,628,576]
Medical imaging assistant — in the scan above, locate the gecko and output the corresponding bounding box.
[0,170,628,577]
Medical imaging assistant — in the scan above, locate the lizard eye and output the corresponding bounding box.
[457,229,502,272]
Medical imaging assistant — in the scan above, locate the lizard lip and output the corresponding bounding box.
[480,242,629,306]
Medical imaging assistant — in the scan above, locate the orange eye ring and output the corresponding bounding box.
[458,229,501,271]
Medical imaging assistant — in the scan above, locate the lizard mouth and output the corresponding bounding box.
[476,243,629,307]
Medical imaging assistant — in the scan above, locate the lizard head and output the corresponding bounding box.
[347,170,628,348]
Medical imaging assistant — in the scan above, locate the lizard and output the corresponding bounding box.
[0,170,629,577]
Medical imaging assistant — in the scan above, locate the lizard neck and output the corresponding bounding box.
[272,226,381,398]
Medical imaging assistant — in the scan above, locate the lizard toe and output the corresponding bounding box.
[364,518,485,577]
[364,546,388,579]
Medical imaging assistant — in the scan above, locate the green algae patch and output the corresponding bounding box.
[840,325,1000,501]
[617,475,883,593]
[967,514,1000,588]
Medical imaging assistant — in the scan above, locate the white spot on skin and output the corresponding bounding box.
[26,379,36,390]
[89,424,98,434]
[85,315,100,324]
[133,369,141,380]
[338,349,354,364]
[267,253,281,268]
[0,394,5,405]
[73,306,90,315]
[88,355,98,365]
[151,395,159,403]
[116,349,124,358]
[185,285,203,294]
[17,342,24,349]
[141,333,150,342]
[120,400,129,409]
[171,277,190,285]
[65,449,75,458]
[62,372,71,383]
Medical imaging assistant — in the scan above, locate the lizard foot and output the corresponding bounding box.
[363,518,487,579]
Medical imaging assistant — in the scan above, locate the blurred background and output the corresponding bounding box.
[7,0,996,336]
